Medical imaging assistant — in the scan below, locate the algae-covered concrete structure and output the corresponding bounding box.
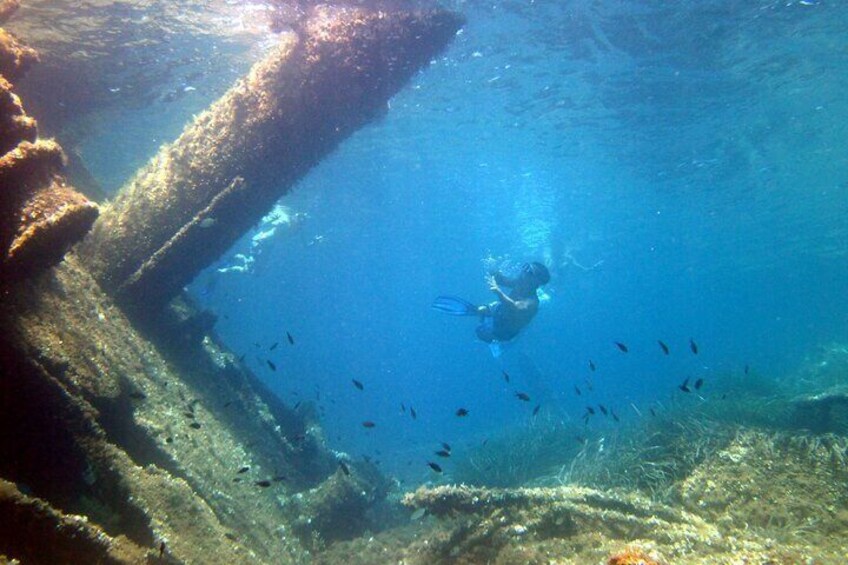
[0,1,97,282]
[78,5,463,315]
[1,4,462,563]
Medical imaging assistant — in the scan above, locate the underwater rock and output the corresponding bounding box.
[0,138,99,280]
[0,27,37,82]
[0,256,342,563]
[0,1,19,25]
[678,428,848,544]
[0,478,147,564]
[0,1,37,83]
[78,6,463,313]
[286,459,393,547]
[0,75,35,153]
[401,484,719,563]
[790,387,848,434]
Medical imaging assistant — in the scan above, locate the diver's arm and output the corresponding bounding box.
[493,271,518,287]
[487,275,520,308]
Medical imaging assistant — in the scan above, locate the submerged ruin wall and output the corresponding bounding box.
[0,2,97,282]
[0,4,462,563]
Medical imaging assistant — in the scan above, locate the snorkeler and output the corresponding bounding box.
[432,261,550,344]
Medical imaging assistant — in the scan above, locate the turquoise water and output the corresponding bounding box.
[68,1,847,485]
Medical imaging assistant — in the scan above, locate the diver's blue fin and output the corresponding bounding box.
[431,295,478,316]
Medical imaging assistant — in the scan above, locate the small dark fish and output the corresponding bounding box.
[658,340,669,355]
[339,461,350,476]
[237,466,250,474]
[435,450,451,458]
[574,385,582,396]
[441,442,452,452]
[410,407,417,420]
[532,404,541,416]
[362,421,376,428]
[266,360,276,372]
[189,422,201,429]
[238,353,246,363]
[679,378,691,393]
[614,341,629,353]
[165,436,173,444]
[598,404,608,416]
[129,391,146,400]
[585,406,596,415]
[293,401,301,410]
[694,378,704,390]
[183,411,195,419]
[255,480,272,488]
[455,408,469,417]
[589,360,596,372]
[611,409,620,422]
[515,392,531,402]
[690,338,699,354]
[223,401,233,408]
[401,403,406,413]
[744,364,750,375]
[575,435,587,445]
[352,379,364,390]
[272,475,286,482]
[232,477,242,483]
[159,541,166,559]
[427,462,443,473]
[286,331,295,345]
[649,407,657,417]
[502,370,510,383]
[270,342,279,351]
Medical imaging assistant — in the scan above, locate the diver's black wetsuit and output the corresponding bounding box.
[475,270,541,343]
[431,261,550,345]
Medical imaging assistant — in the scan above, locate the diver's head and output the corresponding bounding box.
[521,261,550,288]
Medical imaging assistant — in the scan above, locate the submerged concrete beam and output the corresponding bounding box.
[79,6,463,312]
